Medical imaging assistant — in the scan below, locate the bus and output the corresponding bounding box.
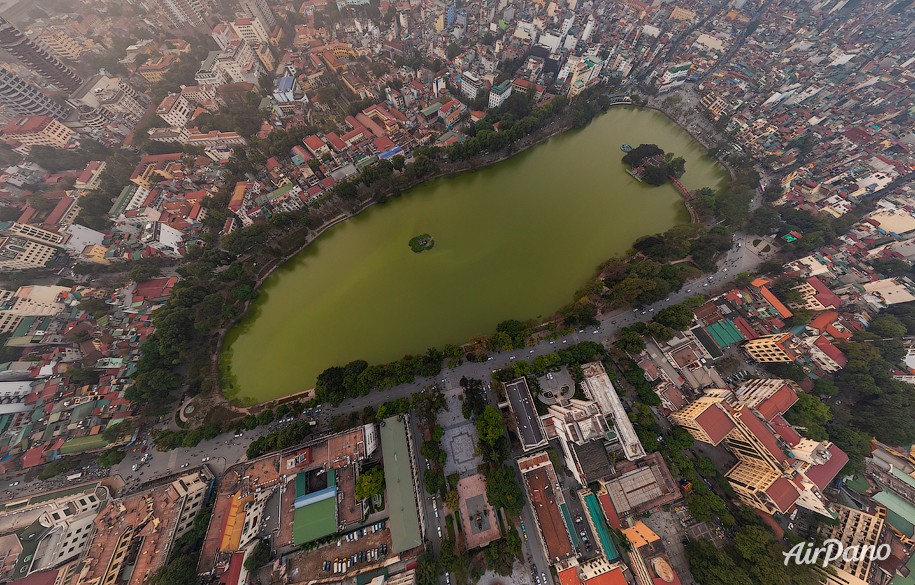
[66,472,83,481]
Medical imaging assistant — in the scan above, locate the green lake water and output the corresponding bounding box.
[222,107,727,403]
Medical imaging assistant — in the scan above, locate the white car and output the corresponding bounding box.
[202,457,211,462]
[437,526,442,538]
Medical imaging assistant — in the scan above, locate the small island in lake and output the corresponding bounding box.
[622,143,686,186]
[409,233,435,253]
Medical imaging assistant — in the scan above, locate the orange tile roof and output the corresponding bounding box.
[558,567,583,585]
[584,567,627,585]
[760,286,794,318]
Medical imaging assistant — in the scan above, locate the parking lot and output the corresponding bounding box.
[285,524,393,581]
[642,507,696,584]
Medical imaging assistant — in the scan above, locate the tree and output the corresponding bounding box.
[244,540,271,571]
[485,466,524,515]
[813,378,838,396]
[495,319,531,349]
[424,468,445,494]
[98,449,125,467]
[129,258,164,282]
[784,393,831,440]
[149,556,199,585]
[653,304,694,330]
[614,328,646,354]
[868,314,907,338]
[445,489,459,510]
[747,207,781,235]
[354,467,385,500]
[475,405,506,448]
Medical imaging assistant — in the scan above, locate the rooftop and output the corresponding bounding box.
[379,415,422,553]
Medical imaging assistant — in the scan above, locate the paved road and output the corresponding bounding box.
[4,229,766,505]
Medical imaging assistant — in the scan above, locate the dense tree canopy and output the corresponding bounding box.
[354,467,385,500]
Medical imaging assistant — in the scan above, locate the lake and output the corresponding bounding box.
[221,107,727,403]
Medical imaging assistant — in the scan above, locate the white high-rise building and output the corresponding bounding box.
[238,0,277,31]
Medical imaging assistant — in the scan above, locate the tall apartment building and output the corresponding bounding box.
[63,471,212,585]
[743,332,800,363]
[70,74,146,124]
[212,39,263,84]
[817,506,886,585]
[671,386,847,517]
[0,17,82,93]
[170,473,211,538]
[231,17,269,45]
[239,0,278,31]
[156,93,194,127]
[0,115,76,149]
[461,70,483,100]
[0,236,58,270]
[0,66,71,119]
[161,0,208,28]
[0,483,110,582]
[35,28,85,61]
[488,79,513,109]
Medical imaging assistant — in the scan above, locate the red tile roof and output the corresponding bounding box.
[807,277,842,309]
[303,134,326,152]
[218,551,245,585]
[21,445,46,468]
[2,115,53,135]
[695,404,735,445]
[584,567,627,585]
[755,383,798,422]
[558,567,583,585]
[813,336,847,367]
[730,404,789,464]
[598,492,621,530]
[770,415,802,446]
[765,476,801,513]
[805,444,848,491]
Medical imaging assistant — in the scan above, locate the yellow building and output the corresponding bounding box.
[670,392,732,445]
[0,236,58,270]
[699,92,740,120]
[80,244,110,264]
[743,332,798,363]
[254,43,275,71]
[1,116,76,149]
[671,387,844,517]
[669,6,697,21]
[230,17,269,46]
[137,54,177,84]
[36,28,85,60]
[817,506,885,585]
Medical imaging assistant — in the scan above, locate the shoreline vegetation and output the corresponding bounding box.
[409,233,435,253]
[621,143,687,186]
[132,89,750,427]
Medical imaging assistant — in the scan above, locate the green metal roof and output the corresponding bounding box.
[380,416,422,553]
[873,491,915,536]
[584,493,619,561]
[705,319,745,348]
[293,495,337,545]
[890,467,915,490]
